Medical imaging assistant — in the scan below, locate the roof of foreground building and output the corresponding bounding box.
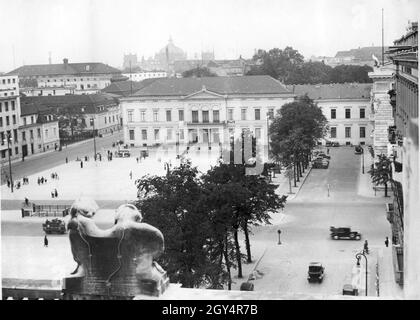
[131,75,292,97]
[287,83,372,100]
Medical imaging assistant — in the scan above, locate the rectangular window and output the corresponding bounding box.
[166,110,172,122]
[15,146,18,155]
[154,129,160,140]
[331,109,336,119]
[127,110,133,122]
[23,117,26,126]
[0,117,2,127]
[11,101,15,110]
[330,127,337,138]
[5,101,8,111]
[213,110,220,123]
[104,117,107,124]
[255,128,262,139]
[129,129,135,140]
[202,110,209,123]
[12,115,16,124]
[22,131,26,141]
[345,127,351,138]
[345,109,351,119]
[360,127,366,138]
[31,116,34,124]
[6,116,9,126]
[0,102,2,112]
[255,109,261,120]
[360,108,365,119]
[13,129,18,142]
[167,128,172,140]
[192,110,199,123]
[228,108,234,121]
[142,129,147,140]
[37,128,41,138]
[268,108,274,119]
[153,110,159,122]
[178,110,184,121]
[53,128,56,137]
[180,129,184,140]
[140,110,146,122]
[241,108,247,121]
[30,130,34,139]
[45,129,48,137]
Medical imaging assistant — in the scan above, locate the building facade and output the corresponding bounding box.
[19,103,60,156]
[119,76,295,158]
[122,71,167,82]
[0,75,21,163]
[290,84,373,146]
[386,21,419,298]
[7,59,121,95]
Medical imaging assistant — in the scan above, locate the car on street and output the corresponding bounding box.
[43,218,66,234]
[354,146,363,154]
[116,149,131,157]
[317,153,331,160]
[312,158,329,169]
[342,284,358,296]
[307,262,325,283]
[330,226,361,240]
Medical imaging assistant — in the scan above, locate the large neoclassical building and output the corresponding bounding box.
[119,76,295,150]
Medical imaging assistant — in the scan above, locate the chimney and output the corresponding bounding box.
[63,58,69,69]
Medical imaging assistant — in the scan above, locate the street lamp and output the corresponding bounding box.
[355,251,368,296]
[90,118,97,161]
[277,229,282,245]
[3,132,13,193]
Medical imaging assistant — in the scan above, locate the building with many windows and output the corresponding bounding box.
[0,75,21,163]
[385,21,418,298]
[119,76,295,155]
[7,58,121,95]
[122,71,167,82]
[289,83,373,146]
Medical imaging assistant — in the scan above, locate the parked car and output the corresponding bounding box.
[307,262,325,283]
[317,153,331,160]
[354,146,363,154]
[330,226,361,240]
[116,149,131,157]
[43,218,66,234]
[312,159,329,169]
[326,141,340,147]
[342,284,358,296]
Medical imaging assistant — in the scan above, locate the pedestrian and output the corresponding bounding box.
[129,171,132,179]
[385,237,389,247]
[51,191,55,198]
[81,161,83,169]
[66,157,68,164]
[7,179,10,188]
[44,235,48,247]
[41,177,44,184]
[364,240,369,254]
[37,177,40,185]
[54,189,58,198]
[136,157,139,163]
[327,148,330,155]
[25,197,29,206]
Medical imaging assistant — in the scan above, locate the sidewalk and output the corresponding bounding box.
[271,164,313,201]
[377,246,404,299]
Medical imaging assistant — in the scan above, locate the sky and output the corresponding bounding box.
[0,0,419,72]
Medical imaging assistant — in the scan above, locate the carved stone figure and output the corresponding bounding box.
[63,197,169,299]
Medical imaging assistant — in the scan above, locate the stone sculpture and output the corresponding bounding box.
[63,197,169,299]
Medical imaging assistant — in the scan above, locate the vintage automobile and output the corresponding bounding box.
[317,153,331,160]
[326,141,340,147]
[307,262,325,283]
[312,158,329,169]
[43,218,66,234]
[342,284,358,296]
[330,226,361,240]
[116,149,131,157]
[354,146,363,154]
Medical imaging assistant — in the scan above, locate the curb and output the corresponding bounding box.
[287,165,313,201]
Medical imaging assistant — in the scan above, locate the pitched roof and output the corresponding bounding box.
[132,75,292,97]
[287,83,372,100]
[102,79,157,97]
[20,93,118,114]
[7,62,121,77]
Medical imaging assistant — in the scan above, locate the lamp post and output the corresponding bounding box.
[277,229,282,245]
[355,251,368,296]
[4,133,13,193]
[90,118,97,161]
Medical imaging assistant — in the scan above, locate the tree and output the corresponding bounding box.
[269,95,328,182]
[182,66,217,78]
[135,161,228,289]
[368,154,392,197]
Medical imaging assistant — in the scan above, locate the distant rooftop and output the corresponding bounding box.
[7,59,121,77]
[288,83,372,100]
[131,75,292,97]
[102,79,158,97]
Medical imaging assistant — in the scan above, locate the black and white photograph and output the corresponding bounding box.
[0,0,419,304]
